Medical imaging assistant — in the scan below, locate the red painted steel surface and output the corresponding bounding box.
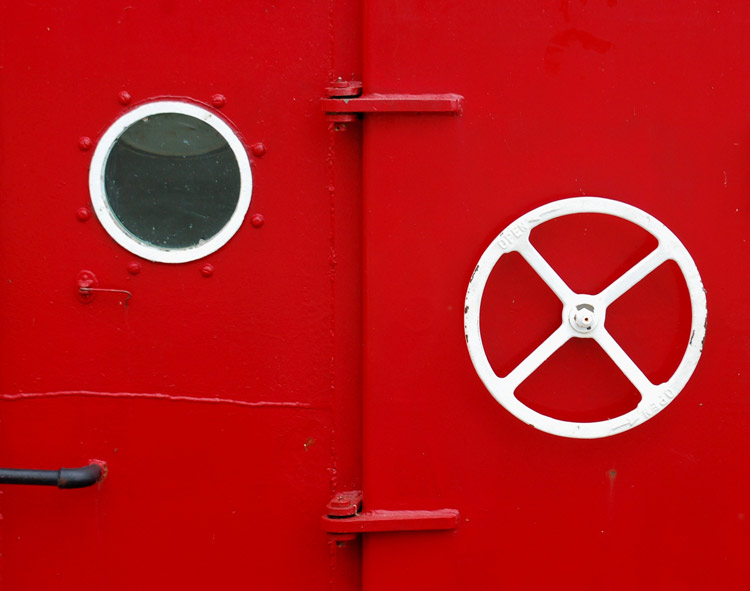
[360,1,749,589]
[0,1,362,589]
[1,1,749,590]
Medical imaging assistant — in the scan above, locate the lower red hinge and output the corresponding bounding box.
[321,490,459,535]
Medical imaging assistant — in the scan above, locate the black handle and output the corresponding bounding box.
[0,463,104,489]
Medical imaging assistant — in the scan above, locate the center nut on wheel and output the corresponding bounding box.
[568,303,599,334]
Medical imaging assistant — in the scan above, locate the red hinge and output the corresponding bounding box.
[321,490,459,537]
[322,80,464,122]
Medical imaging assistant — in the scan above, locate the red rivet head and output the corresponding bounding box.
[76,207,92,222]
[251,143,267,158]
[118,90,132,105]
[211,94,227,108]
[78,137,93,151]
[127,261,142,275]
[250,213,265,228]
[200,263,215,278]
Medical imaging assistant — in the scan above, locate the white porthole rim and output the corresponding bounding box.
[88,100,253,264]
[464,197,707,439]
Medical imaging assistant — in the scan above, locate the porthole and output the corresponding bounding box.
[89,101,252,263]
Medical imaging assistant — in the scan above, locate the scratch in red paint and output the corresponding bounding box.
[0,391,315,409]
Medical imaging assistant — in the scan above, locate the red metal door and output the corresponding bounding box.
[4,2,750,590]
[0,2,362,588]
[359,1,748,589]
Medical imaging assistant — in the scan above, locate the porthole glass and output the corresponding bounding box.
[89,101,252,263]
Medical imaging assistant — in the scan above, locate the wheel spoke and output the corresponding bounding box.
[517,241,575,304]
[505,324,571,391]
[594,328,654,397]
[597,245,669,306]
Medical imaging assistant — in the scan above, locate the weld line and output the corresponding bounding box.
[0,391,317,409]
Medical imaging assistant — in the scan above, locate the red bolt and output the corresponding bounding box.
[250,213,265,228]
[200,263,215,277]
[251,143,267,158]
[76,207,92,222]
[118,90,132,105]
[78,136,92,151]
[127,261,142,275]
[76,270,98,303]
[211,94,227,108]
[79,279,93,289]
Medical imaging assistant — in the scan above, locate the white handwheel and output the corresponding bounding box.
[464,197,707,439]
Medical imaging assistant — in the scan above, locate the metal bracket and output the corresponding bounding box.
[321,490,459,536]
[322,80,464,122]
[76,270,132,306]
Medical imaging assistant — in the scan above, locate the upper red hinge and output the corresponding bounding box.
[322,80,464,122]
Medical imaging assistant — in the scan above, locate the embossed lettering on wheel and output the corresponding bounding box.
[464,197,707,439]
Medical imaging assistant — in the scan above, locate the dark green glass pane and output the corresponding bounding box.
[104,113,241,249]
